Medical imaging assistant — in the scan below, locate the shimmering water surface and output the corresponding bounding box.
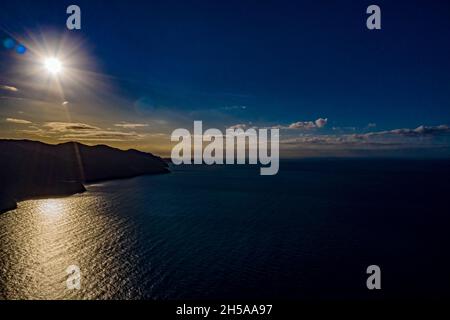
[1,161,449,300]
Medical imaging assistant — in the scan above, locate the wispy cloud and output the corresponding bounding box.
[0,85,18,92]
[41,122,145,142]
[114,122,149,129]
[18,126,46,136]
[59,131,143,142]
[221,105,248,111]
[227,118,329,131]
[288,121,317,130]
[227,123,255,130]
[44,122,101,132]
[361,125,450,138]
[281,125,450,150]
[288,118,328,130]
[5,118,32,124]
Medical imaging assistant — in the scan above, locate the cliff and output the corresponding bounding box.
[0,140,169,214]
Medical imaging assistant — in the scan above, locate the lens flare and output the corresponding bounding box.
[3,38,15,49]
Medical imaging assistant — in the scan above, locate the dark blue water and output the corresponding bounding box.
[1,159,449,299]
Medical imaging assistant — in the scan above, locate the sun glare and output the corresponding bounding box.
[44,57,62,74]
[38,199,65,218]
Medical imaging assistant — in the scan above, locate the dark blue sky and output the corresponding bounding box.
[2,0,450,128]
[1,0,450,156]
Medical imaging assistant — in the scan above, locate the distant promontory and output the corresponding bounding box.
[0,140,169,214]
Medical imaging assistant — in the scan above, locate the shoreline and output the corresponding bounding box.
[0,139,171,215]
[0,169,170,215]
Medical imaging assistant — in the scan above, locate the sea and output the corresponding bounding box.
[0,159,449,300]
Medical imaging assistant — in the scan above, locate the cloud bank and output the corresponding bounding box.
[281,125,450,150]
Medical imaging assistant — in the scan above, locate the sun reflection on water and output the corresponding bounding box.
[38,199,66,218]
[0,191,135,300]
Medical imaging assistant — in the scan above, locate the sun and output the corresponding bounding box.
[44,57,62,74]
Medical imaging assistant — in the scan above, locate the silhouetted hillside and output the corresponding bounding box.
[0,140,169,213]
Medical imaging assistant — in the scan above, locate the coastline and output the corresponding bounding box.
[0,140,171,215]
[0,169,170,215]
